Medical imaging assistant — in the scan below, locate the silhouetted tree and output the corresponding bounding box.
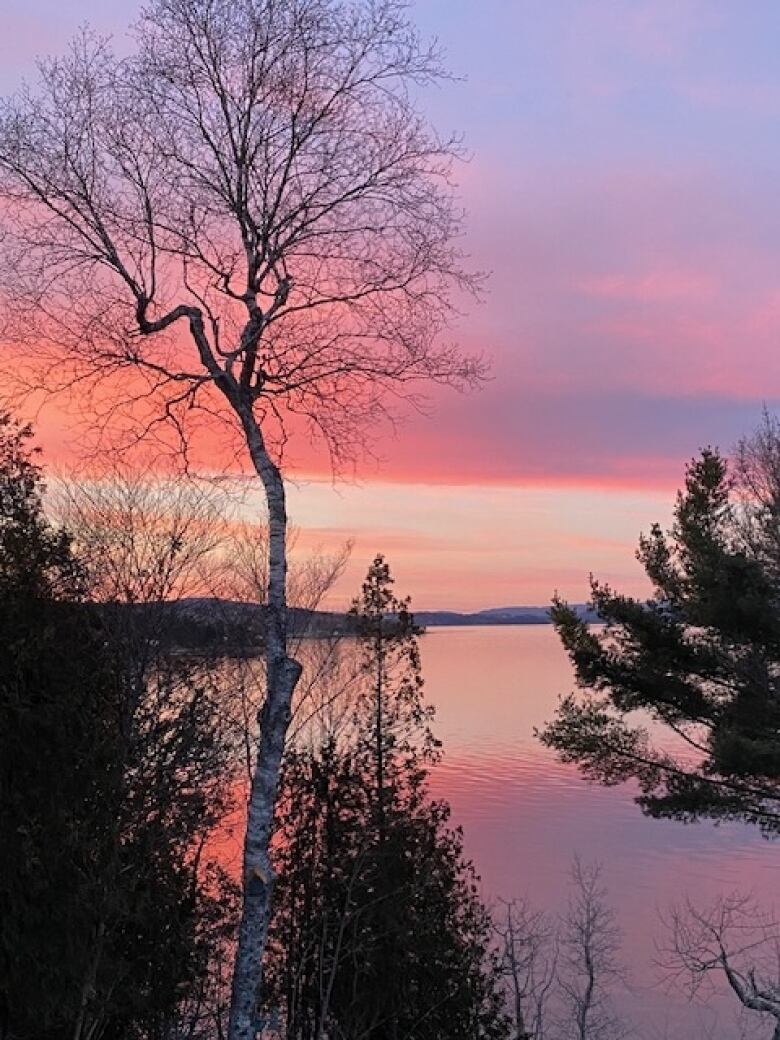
[264,555,509,1039]
[494,898,557,1040]
[540,422,780,835]
[554,861,627,1040]
[0,414,119,1039]
[0,419,236,1040]
[494,861,629,1040]
[0,4,485,1029]
[663,894,780,1040]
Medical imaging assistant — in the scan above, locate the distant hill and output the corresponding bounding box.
[415,605,598,627]
[96,597,350,656]
[97,598,598,655]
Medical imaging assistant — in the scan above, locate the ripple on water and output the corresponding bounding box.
[419,625,780,1040]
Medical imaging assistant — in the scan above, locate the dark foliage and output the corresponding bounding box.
[96,600,351,657]
[0,417,119,1038]
[264,555,509,1039]
[540,437,780,835]
[0,416,235,1040]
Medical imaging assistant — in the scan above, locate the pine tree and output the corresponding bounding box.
[540,433,780,836]
[265,555,509,1039]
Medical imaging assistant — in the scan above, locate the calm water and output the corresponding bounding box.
[420,625,780,1040]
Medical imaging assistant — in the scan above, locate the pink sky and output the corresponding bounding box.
[4,0,780,608]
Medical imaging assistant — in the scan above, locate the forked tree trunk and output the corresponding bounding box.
[228,411,302,1040]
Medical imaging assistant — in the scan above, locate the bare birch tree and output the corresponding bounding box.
[0,2,483,1036]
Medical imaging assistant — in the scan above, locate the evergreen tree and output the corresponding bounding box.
[0,415,117,1039]
[349,554,438,842]
[264,555,508,1040]
[0,416,234,1040]
[540,432,780,836]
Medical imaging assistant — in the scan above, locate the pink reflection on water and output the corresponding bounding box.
[421,625,780,1039]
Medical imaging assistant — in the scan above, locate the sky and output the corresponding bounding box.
[3,1,780,608]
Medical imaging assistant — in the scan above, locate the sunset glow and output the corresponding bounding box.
[6,6,780,1038]
[5,0,780,608]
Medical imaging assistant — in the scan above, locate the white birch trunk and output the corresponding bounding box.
[228,409,302,1040]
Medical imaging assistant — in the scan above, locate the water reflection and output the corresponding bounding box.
[420,625,780,1039]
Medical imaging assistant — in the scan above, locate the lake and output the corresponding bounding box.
[420,625,780,1040]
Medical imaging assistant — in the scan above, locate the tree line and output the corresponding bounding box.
[7,411,780,1038]
[0,417,626,1040]
[0,415,613,1040]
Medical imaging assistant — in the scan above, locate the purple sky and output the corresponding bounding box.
[4,1,780,606]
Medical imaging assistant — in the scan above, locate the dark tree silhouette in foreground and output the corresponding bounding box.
[264,556,508,1039]
[0,415,112,1039]
[0,5,483,1031]
[541,417,780,835]
[0,418,235,1040]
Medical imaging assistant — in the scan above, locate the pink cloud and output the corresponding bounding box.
[7,55,780,498]
[578,269,717,303]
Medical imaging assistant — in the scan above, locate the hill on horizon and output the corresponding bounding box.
[413,604,598,627]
